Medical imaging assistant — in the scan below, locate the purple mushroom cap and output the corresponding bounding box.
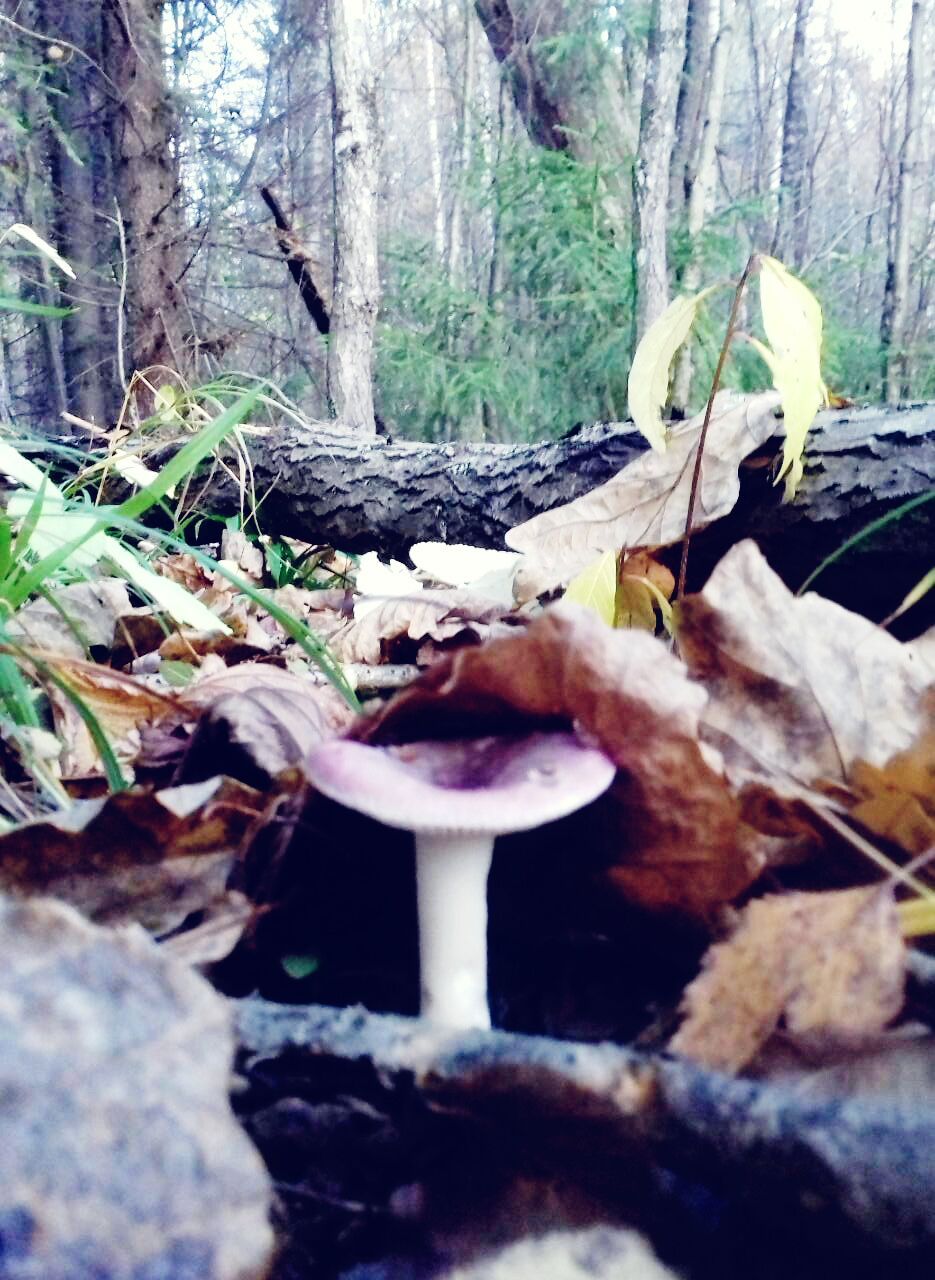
[303,731,616,834]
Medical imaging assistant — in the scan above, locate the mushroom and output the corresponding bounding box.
[303,731,616,1030]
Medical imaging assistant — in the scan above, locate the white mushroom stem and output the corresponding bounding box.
[414,832,494,1030]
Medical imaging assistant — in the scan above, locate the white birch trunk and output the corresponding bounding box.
[633,0,690,341]
[423,24,447,261]
[446,0,476,285]
[327,0,381,434]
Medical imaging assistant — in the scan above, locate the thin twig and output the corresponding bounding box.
[113,200,129,393]
[676,253,758,600]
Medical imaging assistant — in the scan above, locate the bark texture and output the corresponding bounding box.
[103,0,190,390]
[327,0,381,434]
[673,0,733,408]
[35,0,120,428]
[473,0,634,233]
[669,0,712,217]
[633,0,690,340]
[127,402,935,619]
[776,0,813,268]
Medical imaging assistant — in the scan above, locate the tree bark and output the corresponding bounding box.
[473,0,634,235]
[633,0,690,342]
[102,0,191,394]
[775,0,813,269]
[34,0,120,429]
[881,0,923,404]
[669,0,711,220]
[673,0,733,409]
[124,402,935,618]
[327,0,381,434]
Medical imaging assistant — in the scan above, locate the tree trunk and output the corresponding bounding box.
[633,0,690,341]
[473,0,634,235]
[669,0,711,221]
[34,0,120,429]
[423,24,447,262]
[881,0,923,404]
[102,0,191,397]
[327,0,381,435]
[446,0,477,287]
[776,0,812,269]
[673,0,733,409]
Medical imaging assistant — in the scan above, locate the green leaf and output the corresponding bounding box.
[159,660,196,687]
[0,294,74,317]
[104,542,230,633]
[564,550,618,625]
[755,256,826,500]
[281,954,319,980]
[627,288,716,451]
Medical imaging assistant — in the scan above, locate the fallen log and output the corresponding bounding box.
[24,401,934,624]
[176,400,934,623]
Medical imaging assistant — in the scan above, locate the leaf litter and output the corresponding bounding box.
[0,424,933,1275]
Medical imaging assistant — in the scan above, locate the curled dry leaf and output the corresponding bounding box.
[0,776,261,931]
[508,391,780,593]
[352,603,759,917]
[180,686,342,786]
[161,890,257,966]
[677,540,934,791]
[332,590,515,666]
[617,551,674,632]
[39,656,180,778]
[159,598,275,661]
[181,660,357,735]
[670,886,906,1073]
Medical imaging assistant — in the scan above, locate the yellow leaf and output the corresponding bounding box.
[615,552,675,632]
[563,550,618,625]
[755,256,826,499]
[627,289,715,452]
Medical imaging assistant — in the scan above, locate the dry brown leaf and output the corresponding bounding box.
[0,776,262,931]
[38,657,180,777]
[670,886,906,1072]
[7,579,132,658]
[849,725,935,856]
[219,527,265,582]
[332,590,512,665]
[159,599,275,660]
[180,660,357,736]
[160,890,257,965]
[677,540,934,791]
[353,603,758,917]
[508,392,780,591]
[154,550,216,594]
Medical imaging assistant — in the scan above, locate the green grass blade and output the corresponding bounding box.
[0,294,75,317]
[798,489,935,595]
[114,386,262,522]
